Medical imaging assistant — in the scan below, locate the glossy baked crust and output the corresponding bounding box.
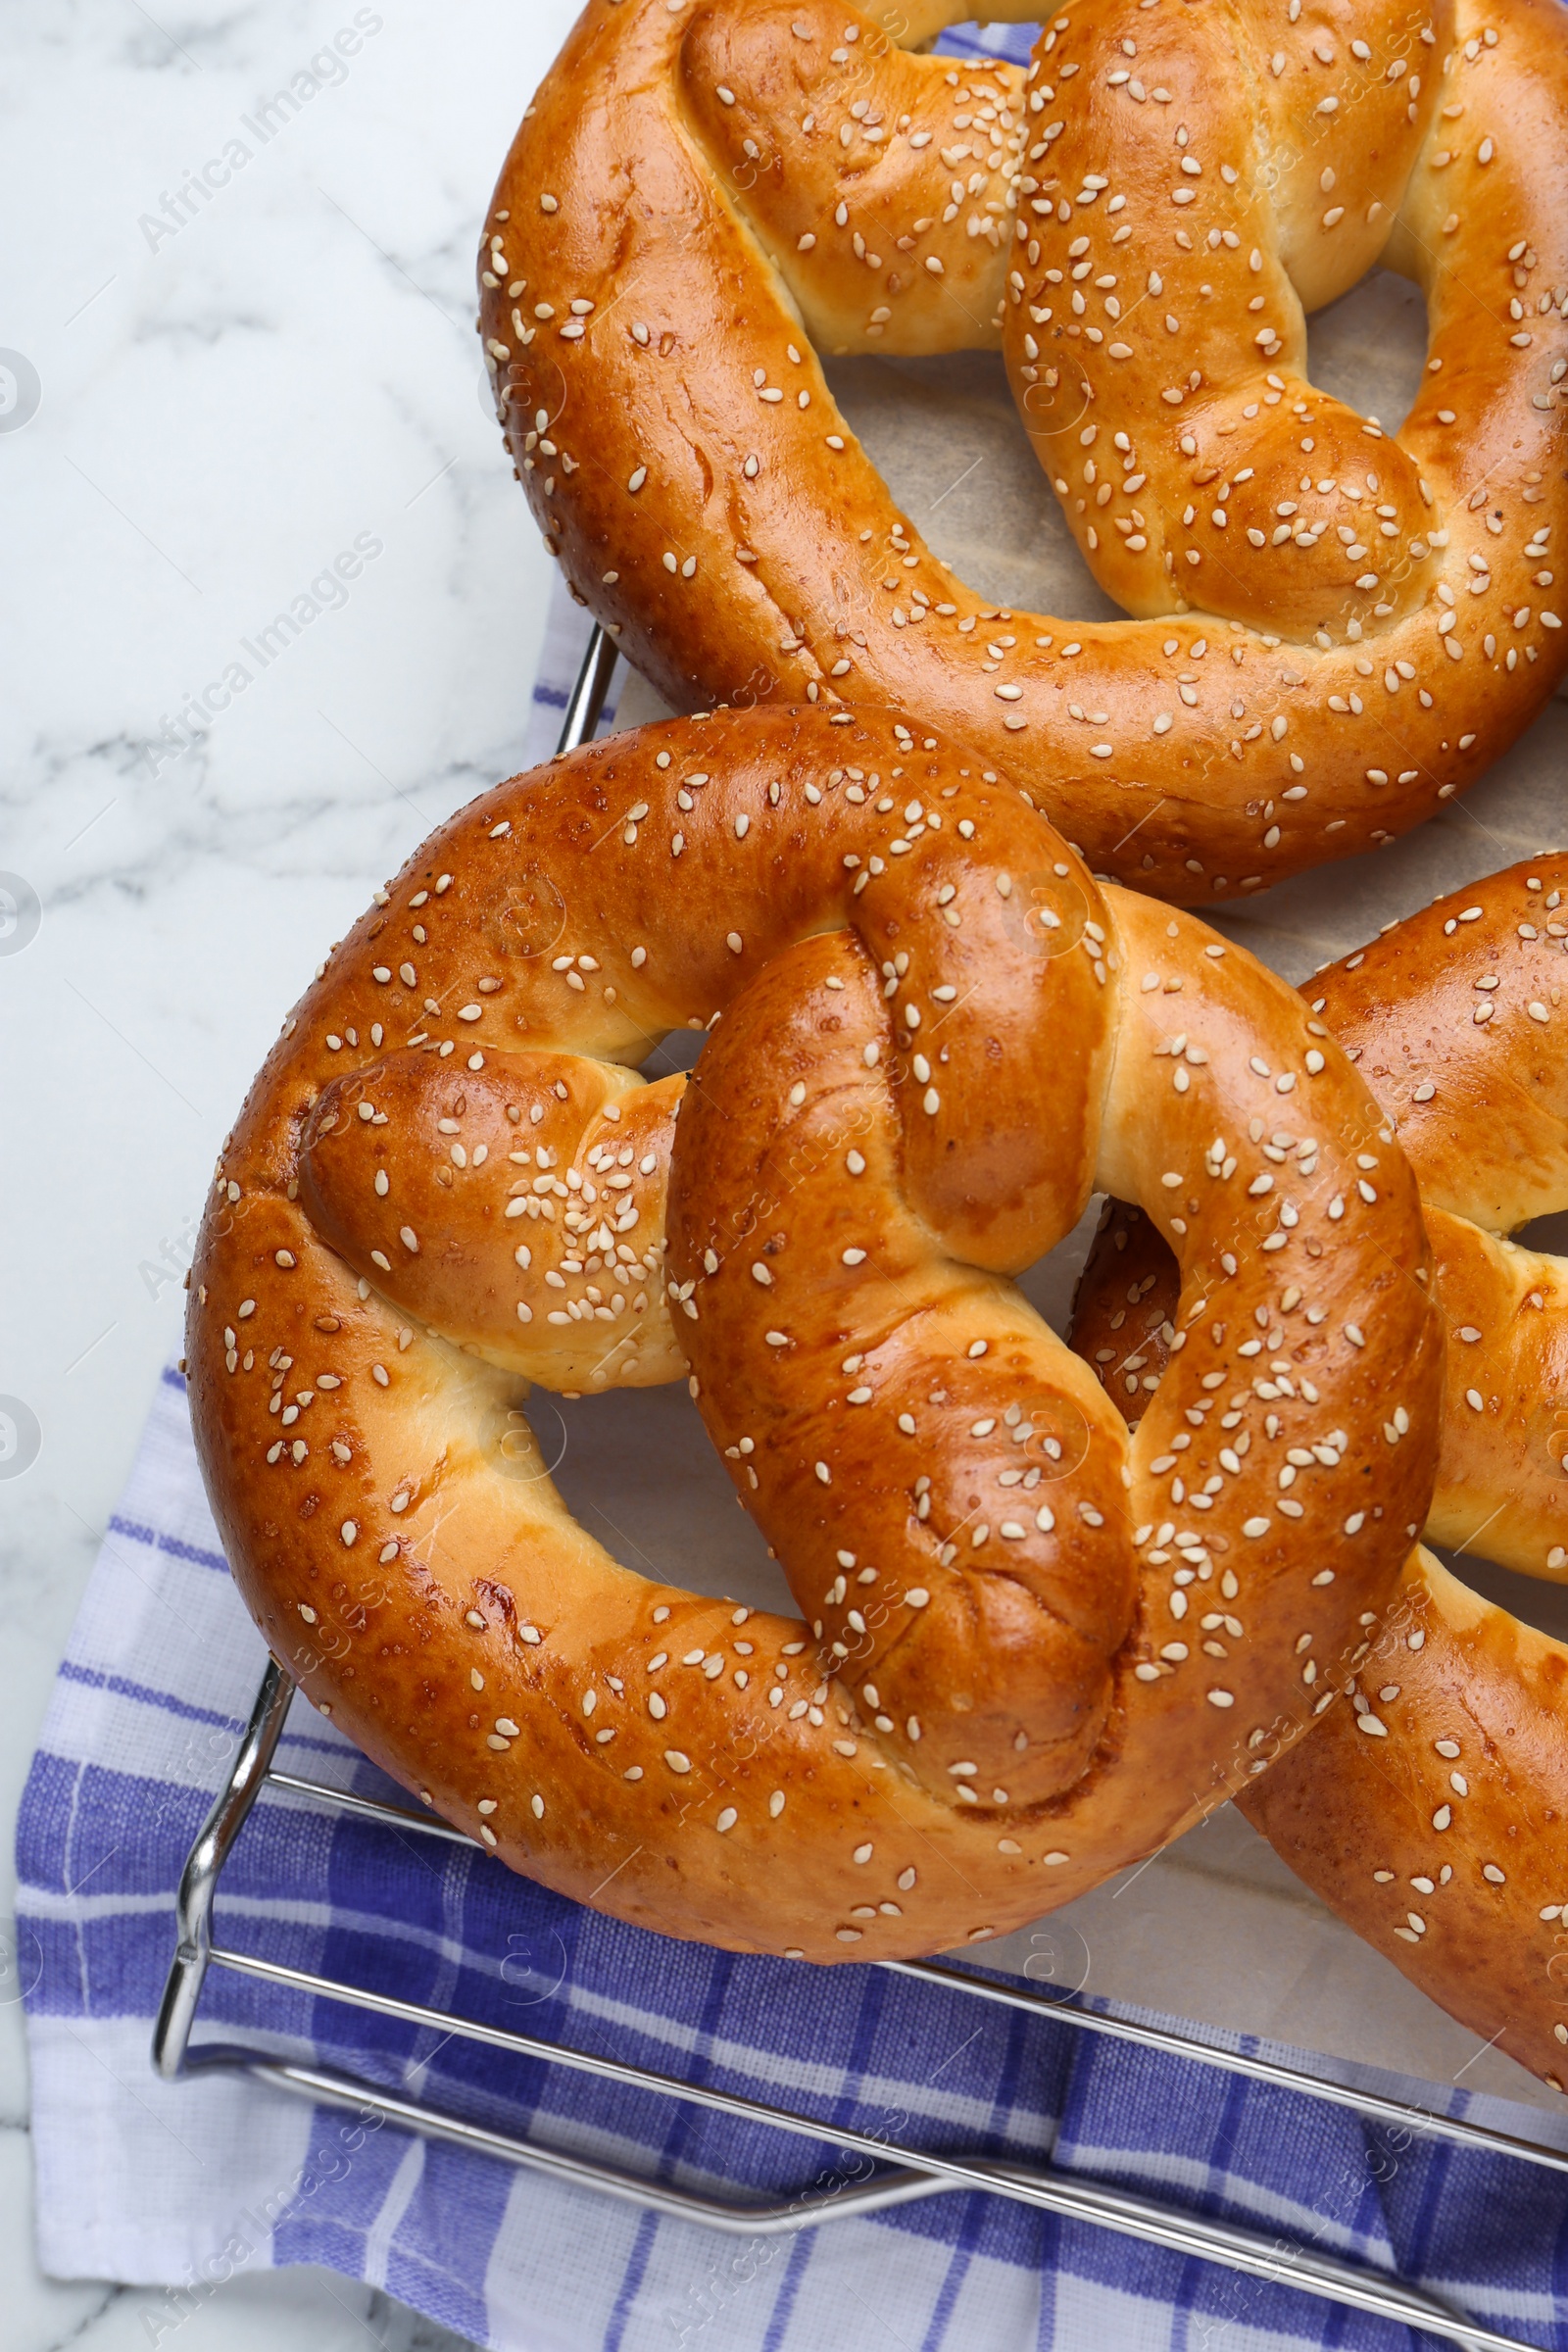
[186,707,1440,1960]
[1070,857,1568,2085]
[480,0,1568,903]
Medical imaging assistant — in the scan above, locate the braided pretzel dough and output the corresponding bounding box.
[1070,858,1568,2083]
[186,709,1440,1960]
[481,0,1568,906]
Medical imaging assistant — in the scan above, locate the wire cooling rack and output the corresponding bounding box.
[153,632,1568,2352]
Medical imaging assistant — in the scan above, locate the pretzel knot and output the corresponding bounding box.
[189,709,1442,1960]
[484,0,1568,905]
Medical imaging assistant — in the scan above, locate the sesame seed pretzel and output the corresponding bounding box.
[187,707,1441,1961]
[1069,856,1568,2084]
[481,0,1568,906]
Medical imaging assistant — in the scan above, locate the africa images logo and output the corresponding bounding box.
[136,11,383,253]
[142,532,383,777]
[0,351,41,434]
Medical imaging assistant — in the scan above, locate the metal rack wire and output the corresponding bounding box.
[152,632,1568,2352]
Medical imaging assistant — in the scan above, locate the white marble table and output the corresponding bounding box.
[0,1,583,2341]
[6,3,1568,2345]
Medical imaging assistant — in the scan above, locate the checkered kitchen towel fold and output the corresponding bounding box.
[14,555,1568,2347]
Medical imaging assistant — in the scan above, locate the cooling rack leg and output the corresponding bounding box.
[149,1667,1551,2348]
[152,1656,295,2080]
[556,626,618,759]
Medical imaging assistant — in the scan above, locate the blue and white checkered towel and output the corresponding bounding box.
[20,1358,1568,2351]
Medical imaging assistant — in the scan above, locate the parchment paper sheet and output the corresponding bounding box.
[571,268,1568,2125]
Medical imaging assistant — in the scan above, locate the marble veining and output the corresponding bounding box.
[0,3,580,2342]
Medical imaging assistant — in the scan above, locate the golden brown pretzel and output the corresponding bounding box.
[481,0,1568,905]
[1069,857,1568,2084]
[185,707,1441,1961]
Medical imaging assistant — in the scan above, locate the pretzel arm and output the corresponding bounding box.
[1245,1545,1568,2094]
[681,3,1021,358]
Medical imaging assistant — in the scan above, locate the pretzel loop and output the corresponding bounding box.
[1068,856,1568,2083]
